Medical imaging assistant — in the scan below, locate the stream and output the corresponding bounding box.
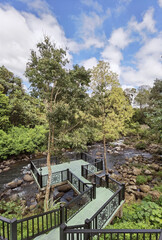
[0,140,153,202]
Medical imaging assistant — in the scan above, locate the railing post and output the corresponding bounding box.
[60,206,65,224]
[122,183,125,200]
[10,218,17,240]
[67,168,69,181]
[105,174,109,188]
[93,183,96,199]
[84,218,91,240]
[60,223,67,240]
[81,165,84,177]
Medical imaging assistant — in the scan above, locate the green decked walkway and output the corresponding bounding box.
[35,187,116,240]
[34,159,124,240]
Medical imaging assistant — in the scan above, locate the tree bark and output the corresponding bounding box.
[44,126,52,212]
[103,133,108,174]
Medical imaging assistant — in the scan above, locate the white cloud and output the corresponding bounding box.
[81,0,103,13]
[129,8,156,41]
[0,3,76,81]
[109,28,131,49]
[158,0,162,7]
[77,12,106,49]
[121,33,162,86]
[81,57,98,70]
[101,45,123,75]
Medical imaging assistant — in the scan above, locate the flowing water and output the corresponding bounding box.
[0,140,153,199]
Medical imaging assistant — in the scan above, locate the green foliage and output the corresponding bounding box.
[135,140,147,150]
[109,201,162,229]
[136,175,148,185]
[0,200,23,219]
[136,175,152,185]
[135,85,150,109]
[154,184,162,193]
[0,125,48,159]
[0,91,10,130]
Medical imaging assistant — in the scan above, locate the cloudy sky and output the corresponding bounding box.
[0,0,162,89]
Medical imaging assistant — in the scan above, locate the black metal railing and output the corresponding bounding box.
[89,187,123,229]
[0,216,11,240]
[60,225,162,240]
[16,207,60,240]
[0,165,96,239]
[63,185,94,222]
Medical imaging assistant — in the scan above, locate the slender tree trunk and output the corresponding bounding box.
[103,133,108,174]
[44,126,52,211]
[51,125,54,152]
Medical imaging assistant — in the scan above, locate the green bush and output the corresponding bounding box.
[0,125,48,160]
[136,175,148,185]
[107,201,162,229]
[135,141,147,150]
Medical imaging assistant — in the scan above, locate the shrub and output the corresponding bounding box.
[0,125,48,160]
[135,141,147,150]
[136,175,148,185]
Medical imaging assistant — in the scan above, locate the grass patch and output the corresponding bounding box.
[136,175,148,185]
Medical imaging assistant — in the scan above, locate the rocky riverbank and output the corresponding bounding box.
[0,141,161,217]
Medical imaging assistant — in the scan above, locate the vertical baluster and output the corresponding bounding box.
[46,213,48,230]
[149,233,152,240]
[54,210,56,226]
[156,233,158,240]
[27,220,29,238]
[32,218,34,236]
[50,212,52,228]
[143,233,145,240]
[7,222,9,240]
[110,233,112,240]
[42,215,44,231]
[37,216,39,234]
[123,233,125,240]
[2,221,4,238]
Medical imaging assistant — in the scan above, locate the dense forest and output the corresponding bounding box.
[0,37,161,232]
[0,37,161,161]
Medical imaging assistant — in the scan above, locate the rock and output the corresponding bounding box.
[125,193,136,203]
[7,180,23,189]
[134,191,143,200]
[149,190,161,199]
[132,167,141,175]
[29,203,37,210]
[10,193,18,201]
[144,169,152,175]
[126,185,137,193]
[4,160,11,166]
[151,163,159,171]
[54,192,64,199]
[96,152,102,156]
[57,184,72,193]
[3,167,10,172]
[128,158,133,163]
[140,185,151,193]
[110,173,118,180]
[23,174,34,182]
[108,169,114,174]
[66,196,72,202]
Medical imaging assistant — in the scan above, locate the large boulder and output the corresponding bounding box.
[7,180,23,189]
[126,185,137,193]
[144,169,152,175]
[151,163,159,171]
[125,193,136,203]
[140,185,151,193]
[23,174,34,182]
[149,190,161,199]
[57,184,72,193]
[132,167,141,175]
